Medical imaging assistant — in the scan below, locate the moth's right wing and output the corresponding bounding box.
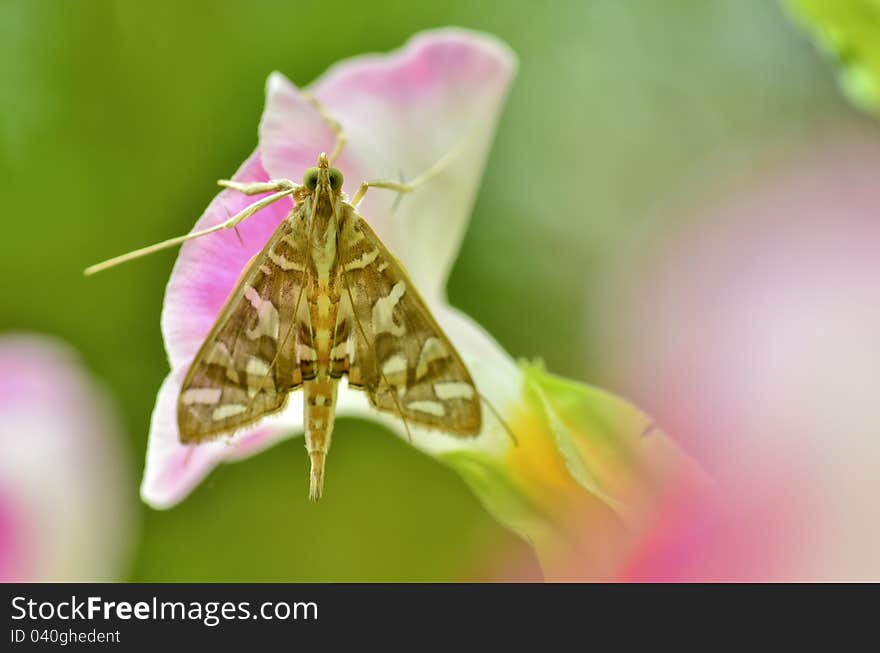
[177,206,311,443]
[336,204,481,435]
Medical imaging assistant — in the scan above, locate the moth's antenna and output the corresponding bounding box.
[391,170,406,213]
[478,392,519,447]
[350,126,474,207]
[83,180,296,276]
[301,91,347,165]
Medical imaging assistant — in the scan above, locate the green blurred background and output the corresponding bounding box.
[0,0,860,580]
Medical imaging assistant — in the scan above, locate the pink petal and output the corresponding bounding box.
[161,150,294,369]
[140,368,303,508]
[147,30,517,507]
[265,28,517,300]
[0,487,30,582]
[0,335,132,581]
[606,135,880,580]
[146,151,302,507]
[260,72,362,185]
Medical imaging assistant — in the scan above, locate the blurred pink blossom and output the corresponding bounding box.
[0,335,133,581]
[602,133,880,580]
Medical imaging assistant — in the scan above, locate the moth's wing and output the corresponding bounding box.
[177,207,310,443]
[336,204,481,435]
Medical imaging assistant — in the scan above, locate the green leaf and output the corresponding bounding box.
[785,0,880,114]
[439,362,709,580]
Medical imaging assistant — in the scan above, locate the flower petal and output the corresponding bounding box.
[354,292,707,580]
[146,150,304,508]
[0,334,133,581]
[605,136,880,579]
[140,368,305,509]
[147,30,517,507]
[523,363,707,529]
[264,28,517,301]
[160,150,293,370]
[260,72,357,183]
[444,361,710,581]
[332,300,708,580]
[138,30,707,581]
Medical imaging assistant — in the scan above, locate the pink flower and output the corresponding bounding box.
[604,134,880,580]
[140,28,705,581]
[143,28,519,508]
[0,335,133,581]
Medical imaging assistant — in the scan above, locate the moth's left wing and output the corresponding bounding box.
[335,204,481,435]
[177,208,310,443]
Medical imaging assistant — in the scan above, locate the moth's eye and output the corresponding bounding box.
[303,167,320,191]
[328,168,344,190]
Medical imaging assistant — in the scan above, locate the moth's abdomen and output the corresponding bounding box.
[302,271,341,500]
[303,378,338,501]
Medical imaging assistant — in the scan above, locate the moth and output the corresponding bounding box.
[86,100,486,500]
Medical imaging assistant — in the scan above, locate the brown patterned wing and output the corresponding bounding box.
[336,204,481,435]
[177,205,310,443]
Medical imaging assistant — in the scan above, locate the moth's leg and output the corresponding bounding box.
[350,135,466,208]
[84,186,296,276]
[217,180,298,246]
[301,91,346,165]
[477,391,519,446]
[218,178,298,195]
[351,179,409,208]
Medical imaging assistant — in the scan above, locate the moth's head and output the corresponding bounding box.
[302,152,343,195]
